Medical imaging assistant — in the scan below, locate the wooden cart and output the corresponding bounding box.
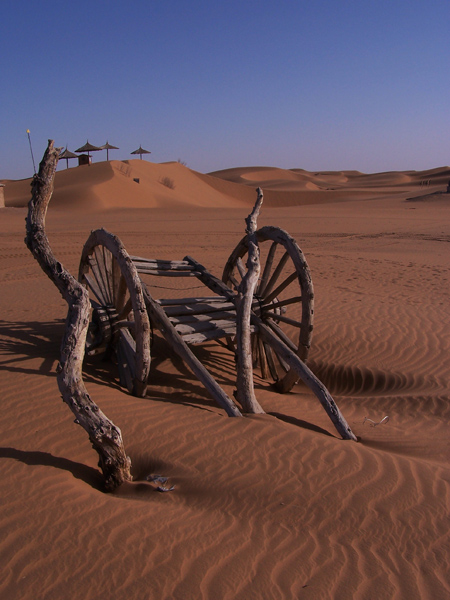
[78,225,356,440]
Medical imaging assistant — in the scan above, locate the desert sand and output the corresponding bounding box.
[0,158,449,599]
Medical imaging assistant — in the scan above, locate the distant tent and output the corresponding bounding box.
[75,140,102,160]
[131,145,151,160]
[59,148,78,169]
[101,141,119,161]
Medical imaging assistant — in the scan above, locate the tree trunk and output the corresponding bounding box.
[24,140,132,491]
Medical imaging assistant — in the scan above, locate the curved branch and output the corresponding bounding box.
[25,140,132,491]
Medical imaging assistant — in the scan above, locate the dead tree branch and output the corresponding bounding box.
[235,188,265,413]
[24,140,132,491]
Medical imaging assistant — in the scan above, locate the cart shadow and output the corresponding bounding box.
[0,447,104,490]
[0,319,331,434]
[0,319,63,376]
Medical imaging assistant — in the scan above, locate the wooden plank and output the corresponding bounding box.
[181,326,238,345]
[174,319,238,336]
[132,261,195,272]
[163,301,236,317]
[142,287,242,417]
[168,310,236,325]
[181,324,256,345]
[130,256,192,267]
[158,296,228,306]
[135,267,198,277]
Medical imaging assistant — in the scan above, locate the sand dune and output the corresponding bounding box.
[0,159,449,599]
[4,160,450,212]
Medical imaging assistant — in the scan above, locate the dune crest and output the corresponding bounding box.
[4,161,450,211]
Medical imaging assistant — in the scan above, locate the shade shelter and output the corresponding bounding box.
[75,140,102,165]
[59,148,78,169]
[101,141,119,161]
[131,145,151,160]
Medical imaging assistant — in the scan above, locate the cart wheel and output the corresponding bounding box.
[222,226,314,393]
[78,229,151,397]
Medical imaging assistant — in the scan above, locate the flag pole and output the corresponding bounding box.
[26,129,37,175]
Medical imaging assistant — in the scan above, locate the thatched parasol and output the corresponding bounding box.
[59,148,78,169]
[75,140,102,160]
[101,141,119,161]
[131,145,151,160]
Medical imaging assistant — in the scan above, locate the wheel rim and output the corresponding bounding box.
[79,229,151,397]
[222,226,314,392]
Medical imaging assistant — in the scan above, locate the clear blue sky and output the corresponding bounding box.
[1,0,449,180]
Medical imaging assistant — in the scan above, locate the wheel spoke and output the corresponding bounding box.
[263,312,302,328]
[87,256,110,304]
[260,251,289,298]
[257,241,278,296]
[222,225,314,390]
[263,343,279,381]
[275,351,289,373]
[102,246,114,303]
[83,273,107,305]
[93,246,112,305]
[262,295,302,309]
[263,271,297,305]
[258,337,269,379]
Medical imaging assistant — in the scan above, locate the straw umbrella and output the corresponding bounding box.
[59,148,78,169]
[75,140,102,161]
[101,141,119,161]
[131,145,151,160]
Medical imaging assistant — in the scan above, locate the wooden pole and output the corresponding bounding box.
[234,188,265,413]
[25,140,133,491]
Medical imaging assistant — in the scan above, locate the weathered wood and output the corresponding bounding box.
[175,318,240,336]
[181,326,241,345]
[158,296,229,306]
[234,188,265,414]
[254,316,357,440]
[133,262,195,272]
[142,287,243,417]
[131,256,193,268]
[25,140,132,491]
[222,225,314,391]
[263,312,302,328]
[185,256,237,300]
[79,229,151,398]
[169,310,236,325]
[163,301,235,317]
[135,267,198,277]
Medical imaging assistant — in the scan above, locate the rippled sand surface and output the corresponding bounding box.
[0,161,449,599]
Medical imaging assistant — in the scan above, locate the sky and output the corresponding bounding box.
[1,0,449,180]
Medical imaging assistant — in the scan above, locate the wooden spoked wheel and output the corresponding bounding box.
[222,226,314,393]
[78,229,151,397]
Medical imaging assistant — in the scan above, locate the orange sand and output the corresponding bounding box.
[0,160,449,599]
